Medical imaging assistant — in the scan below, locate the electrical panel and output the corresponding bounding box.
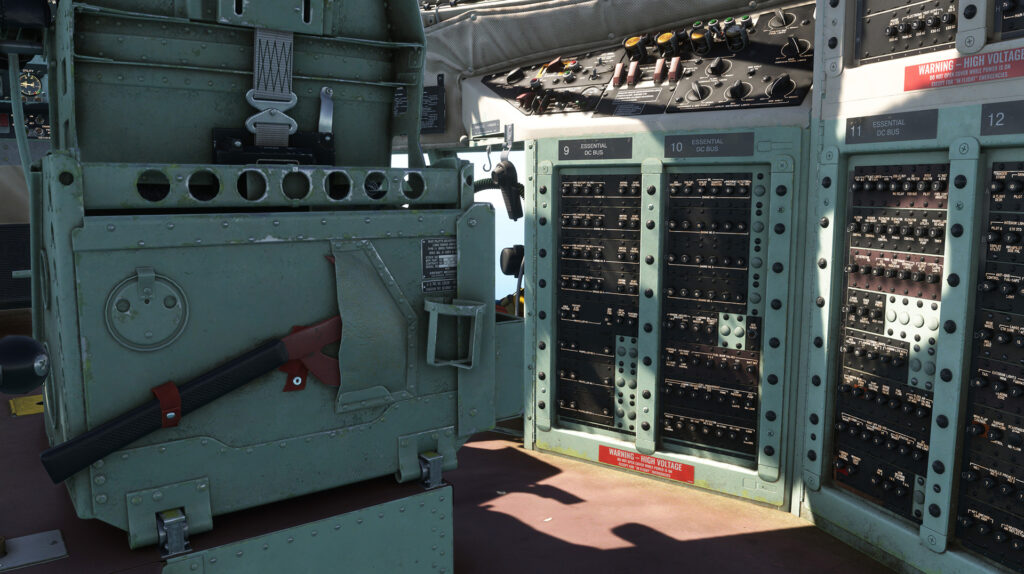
[555,174,642,431]
[956,161,1024,571]
[804,0,1024,570]
[853,0,959,65]
[831,162,949,523]
[528,127,801,507]
[481,3,814,118]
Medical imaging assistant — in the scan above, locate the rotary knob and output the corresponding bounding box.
[686,81,711,101]
[769,8,793,28]
[767,73,795,98]
[727,80,751,99]
[707,57,728,76]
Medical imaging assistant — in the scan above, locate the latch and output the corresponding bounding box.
[418,451,444,489]
[156,508,191,558]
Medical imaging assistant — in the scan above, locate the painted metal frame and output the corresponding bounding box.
[799,106,1022,573]
[525,127,805,507]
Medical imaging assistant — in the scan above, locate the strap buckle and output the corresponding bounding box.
[245,89,299,138]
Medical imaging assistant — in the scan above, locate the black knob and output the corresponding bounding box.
[727,80,750,99]
[786,35,807,56]
[686,81,710,101]
[767,73,795,98]
[0,336,50,395]
[506,68,525,85]
[708,56,728,76]
[769,8,791,28]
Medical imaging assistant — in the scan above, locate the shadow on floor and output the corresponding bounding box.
[450,436,893,574]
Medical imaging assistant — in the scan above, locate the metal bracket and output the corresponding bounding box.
[418,451,444,489]
[157,508,192,558]
[0,531,67,572]
[245,90,299,137]
[318,86,334,137]
[501,124,514,163]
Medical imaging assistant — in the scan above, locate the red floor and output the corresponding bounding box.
[1,399,889,574]
[451,435,890,574]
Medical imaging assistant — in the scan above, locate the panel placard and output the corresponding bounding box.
[845,111,938,145]
[664,133,755,158]
[558,138,633,161]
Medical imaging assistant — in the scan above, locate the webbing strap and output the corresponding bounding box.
[248,28,296,147]
[253,28,294,102]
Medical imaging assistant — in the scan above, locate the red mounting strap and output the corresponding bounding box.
[151,381,182,428]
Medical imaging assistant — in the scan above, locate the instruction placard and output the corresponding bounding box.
[905,47,1024,91]
[422,237,458,293]
[598,446,695,483]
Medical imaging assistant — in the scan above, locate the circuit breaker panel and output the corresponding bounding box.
[528,129,801,507]
[802,0,1024,570]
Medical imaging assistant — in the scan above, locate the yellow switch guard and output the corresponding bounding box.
[9,394,44,416]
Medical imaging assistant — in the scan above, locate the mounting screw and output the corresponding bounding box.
[819,217,829,228]
[929,504,941,517]
[767,374,779,385]
[807,450,817,461]
[947,274,960,287]
[641,422,651,431]
[932,461,945,474]
[821,177,832,188]
[936,415,949,428]
[818,258,828,269]
[764,446,776,456]
[816,297,825,307]
[647,185,656,195]
[951,223,963,237]
[646,220,656,230]
[812,375,821,386]
[940,368,953,382]
[539,186,547,194]
[646,255,655,264]
[944,320,956,333]
[775,185,788,196]
[643,357,652,366]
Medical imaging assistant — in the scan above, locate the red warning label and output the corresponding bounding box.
[905,47,1024,91]
[598,446,695,483]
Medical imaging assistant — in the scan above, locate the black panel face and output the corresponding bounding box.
[832,163,950,523]
[996,0,1024,41]
[854,0,958,65]
[658,172,760,460]
[0,63,50,141]
[481,3,814,117]
[958,162,1024,570]
[556,175,642,433]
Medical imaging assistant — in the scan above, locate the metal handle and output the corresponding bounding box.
[424,298,485,370]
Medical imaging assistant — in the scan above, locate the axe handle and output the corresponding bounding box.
[40,340,289,484]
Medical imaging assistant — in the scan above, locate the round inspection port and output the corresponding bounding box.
[137,170,171,202]
[187,170,220,202]
[237,170,268,201]
[325,171,351,200]
[365,171,388,200]
[282,172,311,200]
[402,172,425,200]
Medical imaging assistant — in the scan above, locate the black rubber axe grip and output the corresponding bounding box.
[40,339,290,484]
